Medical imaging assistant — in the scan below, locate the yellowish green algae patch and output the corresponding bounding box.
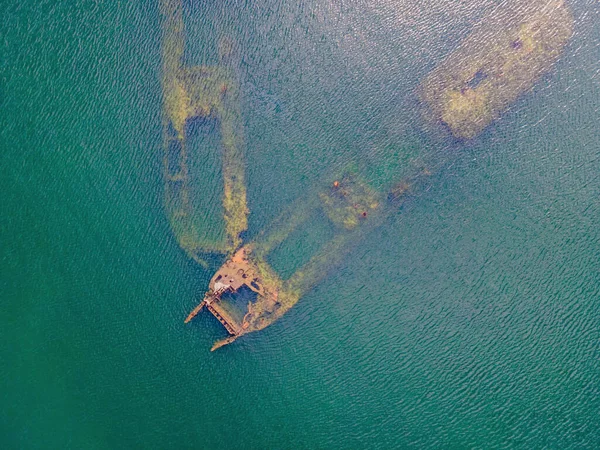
[420,0,573,139]
[319,174,380,230]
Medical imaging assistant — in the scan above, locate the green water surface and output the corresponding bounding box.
[1,0,599,448]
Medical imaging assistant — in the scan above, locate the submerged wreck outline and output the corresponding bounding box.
[161,0,248,266]
[160,0,574,350]
[185,171,433,350]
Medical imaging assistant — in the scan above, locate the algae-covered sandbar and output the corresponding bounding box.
[421,0,573,139]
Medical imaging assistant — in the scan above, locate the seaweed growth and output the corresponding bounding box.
[161,0,248,264]
[420,0,573,139]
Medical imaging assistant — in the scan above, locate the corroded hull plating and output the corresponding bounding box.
[420,0,573,139]
[160,0,248,264]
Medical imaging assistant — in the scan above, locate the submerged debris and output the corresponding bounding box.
[420,0,573,139]
[161,0,248,264]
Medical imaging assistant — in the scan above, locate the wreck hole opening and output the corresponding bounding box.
[166,176,183,200]
[185,115,216,136]
[466,70,487,90]
[267,209,335,280]
[183,113,226,245]
[219,285,258,324]
[166,122,178,139]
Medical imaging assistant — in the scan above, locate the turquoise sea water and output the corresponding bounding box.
[1,0,599,448]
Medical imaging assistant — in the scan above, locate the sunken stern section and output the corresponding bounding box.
[420,0,573,139]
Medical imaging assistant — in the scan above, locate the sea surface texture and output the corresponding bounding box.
[1,0,599,448]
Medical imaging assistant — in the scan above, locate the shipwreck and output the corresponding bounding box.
[161,0,574,350]
[185,171,433,350]
[161,0,248,266]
